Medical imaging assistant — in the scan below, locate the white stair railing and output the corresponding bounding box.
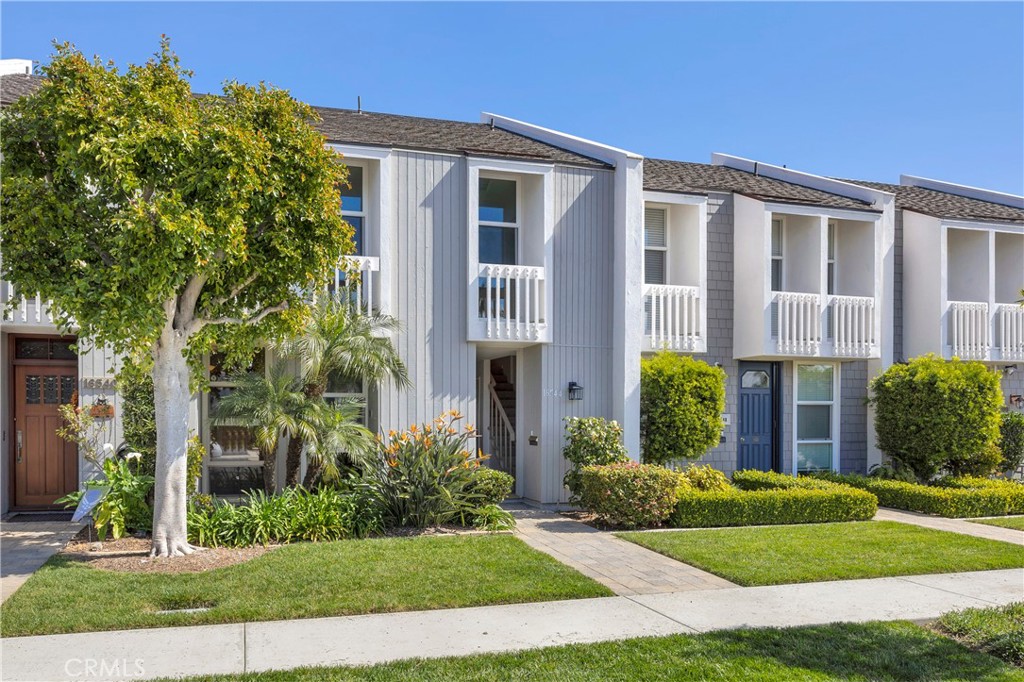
[997,303,1024,361]
[774,292,822,355]
[830,295,876,357]
[949,301,990,360]
[644,284,702,351]
[478,264,546,341]
[487,378,516,478]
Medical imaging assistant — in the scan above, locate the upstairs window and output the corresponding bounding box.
[479,177,518,265]
[827,221,836,295]
[341,165,365,255]
[644,207,667,285]
[771,218,784,291]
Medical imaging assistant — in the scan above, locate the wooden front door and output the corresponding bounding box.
[13,364,78,507]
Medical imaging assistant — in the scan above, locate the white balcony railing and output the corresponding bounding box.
[644,284,702,352]
[326,256,380,311]
[477,263,547,342]
[829,295,876,357]
[997,303,1024,361]
[2,281,57,326]
[948,301,990,360]
[774,292,822,355]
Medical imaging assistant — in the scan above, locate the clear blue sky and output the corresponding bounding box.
[3,2,1022,193]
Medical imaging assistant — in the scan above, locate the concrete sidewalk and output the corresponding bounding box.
[4,567,1022,682]
[1,519,82,604]
[875,508,1024,545]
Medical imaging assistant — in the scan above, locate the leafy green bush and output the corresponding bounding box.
[640,352,726,465]
[578,462,679,528]
[999,411,1024,474]
[672,486,877,528]
[472,504,516,532]
[362,411,485,528]
[677,464,732,492]
[117,362,157,477]
[814,472,1024,518]
[938,602,1024,667]
[732,469,839,491]
[868,355,1003,482]
[467,468,515,505]
[58,456,154,540]
[561,417,629,504]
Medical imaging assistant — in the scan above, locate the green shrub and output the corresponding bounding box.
[467,468,515,505]
[678,464,732,492]
[472,504,516,532]
[362,411,485,528]
[732,469,839,491]
[561,417,629,504]
[578,462,679,528]
[937,602,1024,667]
[640,352,726,465]
[869,354,1003,482]
[999,411,1024,474]
[814,472,1024,518]
[117,362,157,477]
[671,486,877,528]
[58,456,154,540]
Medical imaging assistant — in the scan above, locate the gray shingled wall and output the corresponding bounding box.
[840,361,869,473]
[893,211,904,363]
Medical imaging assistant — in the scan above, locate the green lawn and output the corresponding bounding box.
[0,535,610,637]
[617,521,1024,586]
[971,517,1024,531]
[169,621,1022,681]
[938,602,1024,666]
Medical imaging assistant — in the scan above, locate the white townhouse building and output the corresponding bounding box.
[2,66,1022,512]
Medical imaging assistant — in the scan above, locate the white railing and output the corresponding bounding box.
[948,301,990,360]
[774,292,822,355]
[487,378,516,478]
[326,256,380,311]
[997,303,1024,361]
[644,284,702,351]
[477,263,547,342]
[829,295,876,357]
[2,281,57,326]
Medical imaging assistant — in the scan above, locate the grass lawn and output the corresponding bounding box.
[937,602,1024,666]
[170,621,1023,681]
[0,535,610,637]
[617,521,1024,586]
[971,517,1024,531]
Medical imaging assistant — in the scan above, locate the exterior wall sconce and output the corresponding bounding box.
[567,381,583,401]
[1004,365,1018,376]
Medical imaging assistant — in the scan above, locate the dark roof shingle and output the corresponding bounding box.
[0,74,607,168]
[644,158,874,211]
[842,179,1024,224]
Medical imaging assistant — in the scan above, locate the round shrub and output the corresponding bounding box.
[578,462,678,528]
[640,352,726,465]
[868,354,1003,482]
[561,417,629,504]
[999,411,1024,474]
[468,468,515,505]
[678,463,731,492]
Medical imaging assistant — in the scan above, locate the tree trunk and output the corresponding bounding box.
[150,329,195,557]
[284,437,303,487]
[301,460,323,489]
[262,447,277,494]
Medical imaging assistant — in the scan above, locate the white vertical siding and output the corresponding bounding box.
[76,342,122,480]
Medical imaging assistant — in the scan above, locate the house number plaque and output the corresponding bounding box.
[81,377,117,390]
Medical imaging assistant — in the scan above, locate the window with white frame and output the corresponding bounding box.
[341,165,365,255]
[644,207,668,285]
[324,370,367,424]
[771,218,784,291]
[795,363,837,473]
[478,176,518,265]
[203,351,266,497]
[826,221,836,339]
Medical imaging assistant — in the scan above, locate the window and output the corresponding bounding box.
[203,351,266,497]
[741,370,771,389]
[341,165,365,255]
[771,218,784,291]
[826,221,836,339]
[478,177,518,265]
[795,364,836,473]
[324,370,367,424]
[644,207,668,285]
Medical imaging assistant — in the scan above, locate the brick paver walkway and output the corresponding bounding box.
[510,505,735,595]
[1,519,82,603]
[875,508,1024,546]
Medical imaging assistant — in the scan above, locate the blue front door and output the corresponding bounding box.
[738,362,775,472]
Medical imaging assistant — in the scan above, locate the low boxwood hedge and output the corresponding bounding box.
[813,472,1024,518]
[732,469,841,491]
[671,486,877,528]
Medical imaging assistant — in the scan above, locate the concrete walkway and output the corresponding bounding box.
[3,567,1021,681]
[1,519,82,603]
[875,508,1024,545]
[511,506,736,594]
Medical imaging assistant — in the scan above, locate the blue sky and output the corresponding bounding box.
[3,2,1022,193]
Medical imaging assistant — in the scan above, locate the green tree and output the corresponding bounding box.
[639,352,726,465]
[0,42,351,556]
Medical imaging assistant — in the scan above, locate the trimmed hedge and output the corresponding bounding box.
[732,469,839,491]
[671,486,877,528]
[579,462,679,528]
[814,472,1024,518]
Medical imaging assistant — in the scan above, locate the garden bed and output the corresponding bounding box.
[617,521,1024,586]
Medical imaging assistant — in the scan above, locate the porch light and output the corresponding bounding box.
[567,381,583,401]
[1004,365,1018,376]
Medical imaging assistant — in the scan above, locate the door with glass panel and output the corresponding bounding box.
[737,362,777,472]
[795,363,837,473]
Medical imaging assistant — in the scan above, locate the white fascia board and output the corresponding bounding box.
[466,156,554,175]
[902,175,1024,209]
[762,201,881,223]
[938,217,1024,235]
[644,190,707,206]
[326,143,392,160]
[712,153,893,210]
[481,112,642,166]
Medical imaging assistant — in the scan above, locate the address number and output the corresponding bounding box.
[81,377,116,390]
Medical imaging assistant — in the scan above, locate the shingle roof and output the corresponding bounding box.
[841,179,1024,225]
[644,158,875,211]
[0,75,607,168]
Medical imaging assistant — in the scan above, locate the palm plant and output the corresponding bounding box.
[279,296,410,486]
[303,397,376,483]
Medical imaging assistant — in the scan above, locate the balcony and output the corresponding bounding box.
[325,256,380,311]
[997,303,1024,361]
[644,284,704,352]
[771,292,877,358]
[945,301,1024,362]
[470,263,549,343]
[2,282,58,328]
